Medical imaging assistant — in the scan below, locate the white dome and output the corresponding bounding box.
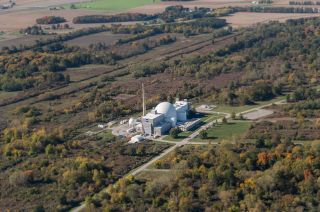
[155,102,177,127]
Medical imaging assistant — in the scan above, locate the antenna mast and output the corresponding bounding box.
[142,83,146,117]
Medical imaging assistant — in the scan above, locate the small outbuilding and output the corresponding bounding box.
[129,135,145,144]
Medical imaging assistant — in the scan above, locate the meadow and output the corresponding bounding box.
[72,0,161,11]
[192,121,251,142]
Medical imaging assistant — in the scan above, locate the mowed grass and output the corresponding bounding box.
[72,0,160,11]
[192,121,251,142]
[163,114,223,142]
[164,131,192,142]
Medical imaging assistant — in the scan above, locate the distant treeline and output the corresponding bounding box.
[71,5,320,26]
[73,13,157,24]
[255,0,273,3]
[2,26,111,54]
[160,5,211,22]
[36,16,67,24]
[289,1,320,5]
[210,6,320,16]
[161,0,194,1]
[20,25,45,35]
[232,6,320,13]
[72,6,212,24]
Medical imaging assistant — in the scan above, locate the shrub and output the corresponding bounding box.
[170,128,181,139]
[199,130,208,139]
[9,171,31,187]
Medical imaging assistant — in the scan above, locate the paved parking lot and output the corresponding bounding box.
[242,109,273,120]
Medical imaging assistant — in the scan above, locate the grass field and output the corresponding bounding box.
[164,131,193,142]
[163,114,223,142]
[72,0,160,11]
[192,121,251,142]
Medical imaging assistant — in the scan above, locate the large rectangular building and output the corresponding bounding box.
[141,99,190,136]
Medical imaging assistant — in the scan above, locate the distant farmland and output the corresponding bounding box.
[72,0,161,11]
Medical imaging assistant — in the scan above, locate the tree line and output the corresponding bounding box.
[36,16,67,24]
[73,13,157,24]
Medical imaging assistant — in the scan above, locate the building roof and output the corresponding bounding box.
[144,112,164,120]
[155,102,177,126]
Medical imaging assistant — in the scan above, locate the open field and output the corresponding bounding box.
[72,0,161,11]
[192,121,251,142]
[225,12,320,28]
[163,131,193,142]
[128,0,253,14]
[0,8,111,33]
[1,0,320,35]
[65,31,129,47]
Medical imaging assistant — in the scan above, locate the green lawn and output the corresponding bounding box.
[71,0,160,11]
[163,114,224,142]
[192,121,251,142]
[163,131,192,142]
[201,114,224,124]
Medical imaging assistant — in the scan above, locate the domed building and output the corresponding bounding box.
[141,99,190,136]
[155,102,177,127]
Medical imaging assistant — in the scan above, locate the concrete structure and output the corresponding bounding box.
[129,135,144,144]
[141,99,190,136]
[98,124,107,129]
[196,104,217,112]
[178,119,202,132]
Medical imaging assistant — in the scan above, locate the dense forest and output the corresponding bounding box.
[89,141,320,211]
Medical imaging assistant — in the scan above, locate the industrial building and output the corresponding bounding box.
[124,84,200,140]
[141,99,190,136]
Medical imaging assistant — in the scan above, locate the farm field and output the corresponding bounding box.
[72,0,161,11]
[128,0,252,14]
[224,12,320,28]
